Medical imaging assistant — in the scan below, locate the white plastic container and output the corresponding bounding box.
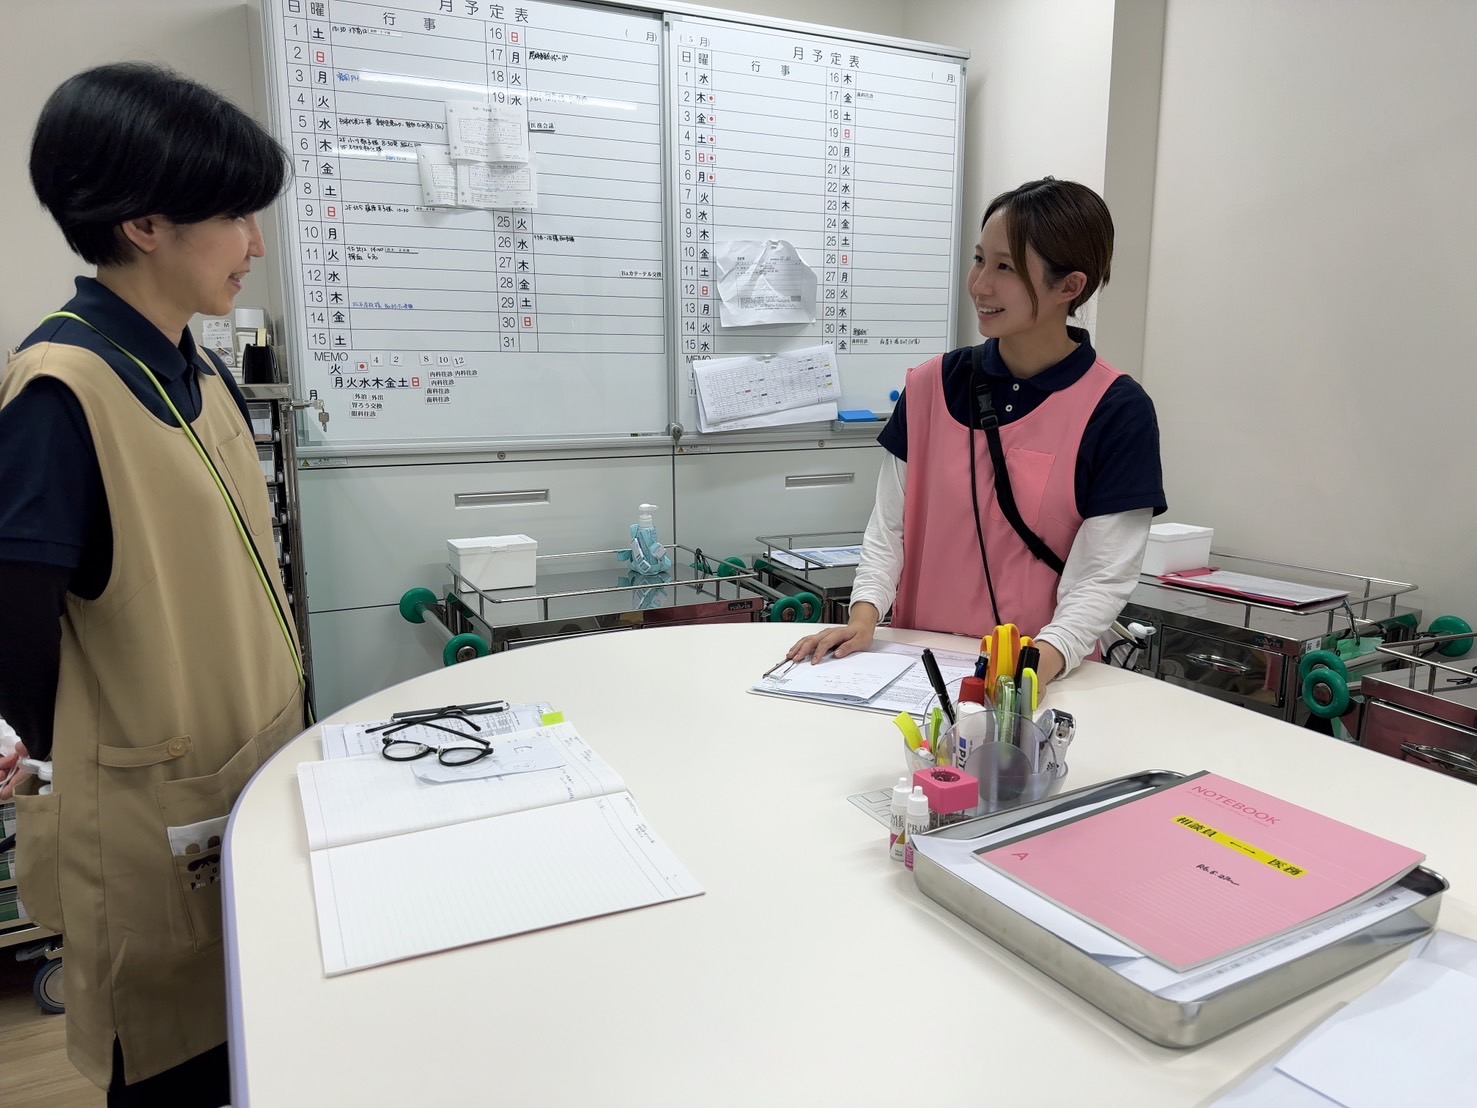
[448,534,538,592]
[1141,523,1214,576]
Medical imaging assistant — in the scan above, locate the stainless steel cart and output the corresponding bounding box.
[1121,553,1423,726]
[401,545,821,663]
[1354,632,1477,783]
[754,531,865,625]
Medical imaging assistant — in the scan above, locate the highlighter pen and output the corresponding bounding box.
[894,711,926,753]
[920,648,957,727]
[995,677,1018,749]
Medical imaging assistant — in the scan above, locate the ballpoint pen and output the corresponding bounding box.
[920,648,957,727]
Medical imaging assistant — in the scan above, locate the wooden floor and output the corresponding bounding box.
[0,953,102,1108]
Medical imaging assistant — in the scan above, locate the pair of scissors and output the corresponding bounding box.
[985,625,1030,690]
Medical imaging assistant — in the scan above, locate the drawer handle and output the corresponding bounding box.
[1185,652,1252,676]
[454,489,550,508]
[1400,743,1477,781]
[784,473,854,489]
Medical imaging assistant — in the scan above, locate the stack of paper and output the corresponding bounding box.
[910,784,1428,1003]
[693,344,840,432]
[1215,931,1477,1105]
[415,99,537,210]
[299,722,702,975]
[767,545,862,569]
[752,642,974,716]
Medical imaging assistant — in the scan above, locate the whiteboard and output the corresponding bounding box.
[259,0,965,453]
[668,16,965,438]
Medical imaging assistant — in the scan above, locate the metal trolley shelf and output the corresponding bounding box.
[754,531,865,625]
[400,545,824,664]
[1352,631,1477,783]
[1121,552,1428,726]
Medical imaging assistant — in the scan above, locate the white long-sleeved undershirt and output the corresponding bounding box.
[849,453,1151,674]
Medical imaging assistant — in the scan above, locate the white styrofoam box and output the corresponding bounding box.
[448,534,538,592]
[1141,523,1214,576]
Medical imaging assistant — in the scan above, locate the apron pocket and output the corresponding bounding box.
[988,447,1056,528]
[13,789,63,933]
[155,740,264,952]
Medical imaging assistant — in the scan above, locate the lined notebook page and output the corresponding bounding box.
[310,791,704,975]
[299,723,625,850]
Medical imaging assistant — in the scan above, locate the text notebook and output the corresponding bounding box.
[978,771,1423,971]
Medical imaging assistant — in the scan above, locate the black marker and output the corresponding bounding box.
[920,648,956,727]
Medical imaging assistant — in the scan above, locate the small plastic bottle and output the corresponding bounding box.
[903,785,930,871]
[622,503,673,576]
[887,775,911,861]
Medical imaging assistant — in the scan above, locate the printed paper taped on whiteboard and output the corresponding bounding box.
[444,99,531,164]
[715,239,817,326]
[416,146,537,210]
[693,344,839,432]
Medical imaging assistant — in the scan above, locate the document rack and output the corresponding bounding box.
[755,530,866,624]
[911,771,1446,1048]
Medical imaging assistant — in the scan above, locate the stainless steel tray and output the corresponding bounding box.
[911,771,1446,1047]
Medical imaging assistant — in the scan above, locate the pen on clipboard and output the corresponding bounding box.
[762,657,796,679]
[920,648,956,727]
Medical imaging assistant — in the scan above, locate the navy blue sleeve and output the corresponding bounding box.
[0,562,67,760]
[0,378,104,572]
[877,389,908,461]
[1075,377,1167,519]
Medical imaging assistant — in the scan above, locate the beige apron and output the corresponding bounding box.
[0,336,304,1087]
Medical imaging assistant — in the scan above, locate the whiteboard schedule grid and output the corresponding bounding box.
[668,15,966,440]
[260,0,965,453]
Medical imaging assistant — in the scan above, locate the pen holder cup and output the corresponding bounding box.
[952,710,1066,815]
[902,741,936,775]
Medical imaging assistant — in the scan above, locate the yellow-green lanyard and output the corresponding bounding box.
[42,312,305,687]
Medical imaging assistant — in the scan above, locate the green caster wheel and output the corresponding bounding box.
[399,587,438,624]
[1303,666,1351,719]
[1298,649,1347,685]
[1428,615,1474,658]
[443,632,490,667]
[794,591,824,622]
[715,556,749,578]
[769,596,805,622]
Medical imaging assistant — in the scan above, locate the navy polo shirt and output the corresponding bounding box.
[0,277,252,599]
[878,329,1167,520]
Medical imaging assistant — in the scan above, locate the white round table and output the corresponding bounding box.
[224,623,1477,1106]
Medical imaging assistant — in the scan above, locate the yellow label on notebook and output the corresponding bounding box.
[540,711,565,725]
[1173,815,1307,877]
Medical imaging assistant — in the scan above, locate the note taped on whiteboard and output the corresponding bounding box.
[716,239,817,327]
[445,99,531,164]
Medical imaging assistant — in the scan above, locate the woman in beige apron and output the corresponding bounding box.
[0,63,304,1106]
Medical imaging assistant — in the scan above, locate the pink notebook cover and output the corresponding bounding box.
[979,772,1425,971]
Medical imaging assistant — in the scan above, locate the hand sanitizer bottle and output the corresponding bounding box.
[628,503,673,575]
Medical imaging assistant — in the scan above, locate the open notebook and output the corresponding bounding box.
[298,722,703,976]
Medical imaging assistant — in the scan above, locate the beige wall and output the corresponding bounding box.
[904,0,1119,350]
[0,1,265,341]
[1142,0,1477,625]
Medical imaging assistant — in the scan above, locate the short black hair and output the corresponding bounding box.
[29,63,289,267]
